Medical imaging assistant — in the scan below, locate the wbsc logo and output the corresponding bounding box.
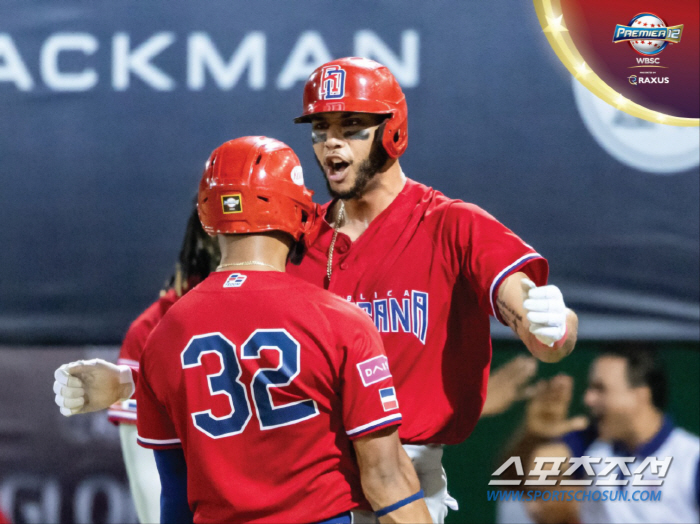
[613,13,683,56]
[320,65,346,100]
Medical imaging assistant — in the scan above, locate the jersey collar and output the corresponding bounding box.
[612,415,674,458]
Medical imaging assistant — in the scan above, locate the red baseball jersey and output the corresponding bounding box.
[107,288,179,425]
[136,271,401,524]
[288,178,548,445]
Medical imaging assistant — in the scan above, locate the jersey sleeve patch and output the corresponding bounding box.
[379,387,399,411]
[356,355,392,386]
[346,413,402,438]
[379,388,399,411]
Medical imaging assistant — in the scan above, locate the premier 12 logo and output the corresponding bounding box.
[320,65,346,100]
[613,13,683,56]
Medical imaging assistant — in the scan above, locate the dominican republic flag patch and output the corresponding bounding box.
[379,387,399,411]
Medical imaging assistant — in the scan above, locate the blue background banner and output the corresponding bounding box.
[1,0,698,344]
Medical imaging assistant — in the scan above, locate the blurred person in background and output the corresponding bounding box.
[481,356,539,418]
[497,343,699,524]
[55,203,219,524]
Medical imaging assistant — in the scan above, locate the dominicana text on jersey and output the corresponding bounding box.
[346,290,428,344]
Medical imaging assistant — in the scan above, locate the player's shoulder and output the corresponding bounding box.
[406,178,496,226]
[122,289,179,348]
[151,282,205,326]
[669,425,700,450]
[127,291,165,330]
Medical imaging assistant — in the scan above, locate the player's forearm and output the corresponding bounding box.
[153,448,193,524]
[354,430,431,523]
[360,454,431,523]
[497,272,577,363]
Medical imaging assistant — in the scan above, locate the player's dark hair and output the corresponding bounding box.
[166,203,221,296]
[287,208,309,266]
[599,342,668,410]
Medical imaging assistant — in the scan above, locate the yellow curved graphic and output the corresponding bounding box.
[533,0,699,127]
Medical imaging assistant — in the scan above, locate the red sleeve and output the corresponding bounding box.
[109,291,179,425]
[339,309,402,439]
[136,333,181,450]
[446,202,549,323]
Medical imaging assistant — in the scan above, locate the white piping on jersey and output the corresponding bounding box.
[346,414,402,436]
[107,409,137,420]
[489,253,543,318]
[137,435,181,445]
[117,358,140,370]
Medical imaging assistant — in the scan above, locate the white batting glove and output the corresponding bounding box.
[522,278,568,347]
[53,359,135,417]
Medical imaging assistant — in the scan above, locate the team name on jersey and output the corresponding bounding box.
[347,290,428,344]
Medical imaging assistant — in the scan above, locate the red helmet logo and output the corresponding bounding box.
[320,66,346,100]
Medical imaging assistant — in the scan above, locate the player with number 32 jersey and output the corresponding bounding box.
[135,137,430,524]
[137,272,401,522]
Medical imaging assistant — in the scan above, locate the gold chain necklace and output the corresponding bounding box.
[217,261,283,272]
[326,201,345,283]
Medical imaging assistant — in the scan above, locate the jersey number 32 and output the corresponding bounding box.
[181,329,319,439]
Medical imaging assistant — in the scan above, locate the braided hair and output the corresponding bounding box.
[166,204,221,297]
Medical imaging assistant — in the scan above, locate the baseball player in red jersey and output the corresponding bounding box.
[54,58,578,523]
[286,57,579,522]
[139,136,431,523]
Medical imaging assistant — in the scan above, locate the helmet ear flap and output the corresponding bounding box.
[381,114,407,158]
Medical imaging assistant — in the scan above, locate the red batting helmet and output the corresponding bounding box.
[294,57,408,158]
[198,136,314,241]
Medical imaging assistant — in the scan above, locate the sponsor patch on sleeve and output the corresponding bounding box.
[357,355,392,386]
[379,387,399,411]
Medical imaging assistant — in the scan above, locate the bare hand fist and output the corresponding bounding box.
[53,359,134,417]
[525,374,588,437]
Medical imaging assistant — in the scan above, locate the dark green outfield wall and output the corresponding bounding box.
[443,341,700,524]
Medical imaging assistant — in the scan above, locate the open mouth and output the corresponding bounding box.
[325,158,351,182]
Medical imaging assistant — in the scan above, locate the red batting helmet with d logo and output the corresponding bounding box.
[294,57,409,158]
